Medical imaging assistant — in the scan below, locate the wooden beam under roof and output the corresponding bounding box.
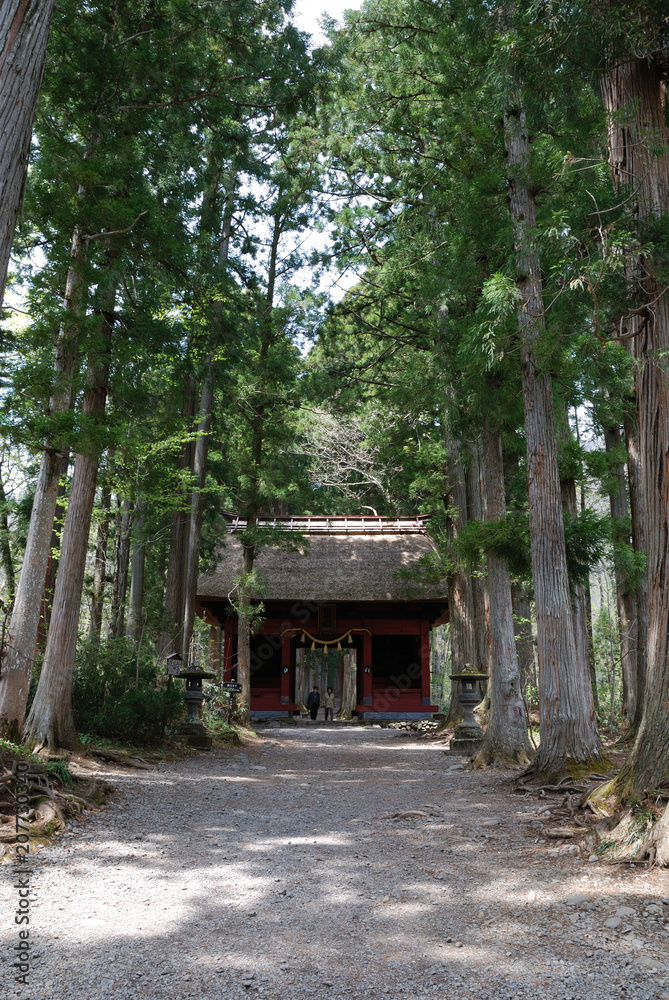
[221,513,429,534]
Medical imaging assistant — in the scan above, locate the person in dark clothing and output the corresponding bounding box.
[323,686,335,722]
[307,685,320,720]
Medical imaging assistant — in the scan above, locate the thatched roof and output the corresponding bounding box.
[198,520,446,603]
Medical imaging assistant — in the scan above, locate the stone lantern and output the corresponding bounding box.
[176,661,215,750]
[448,670,488,755]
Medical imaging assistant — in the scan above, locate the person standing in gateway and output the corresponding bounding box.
[307,685,320,721]
[323,686,335,722]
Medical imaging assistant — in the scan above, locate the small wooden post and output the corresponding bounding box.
[209,625,222,681]
[363,629,373,706]
[281,632,291,704]
[420,619,431,705]
[223,621,234,682]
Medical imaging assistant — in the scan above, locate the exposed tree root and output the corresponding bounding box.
[472,743,533,769]
[0,741,113,858]
[582,798,669,866]
[87,747,152,769]
[516,755,614,790]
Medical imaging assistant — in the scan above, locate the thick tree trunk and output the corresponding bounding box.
[0,0,56,305]
[573,408,599,712]
[0,224,86,739]
[601,53,669,798]
[512,586,535,694]
[504,98,601,777]
[127,505,145,642]
[465,439,489,675]
[603,422,637,723]
[236,543,253,727]
[624,412,647,735]
[444,438,476,726]
[235,416,263,729]
[90,479,111,639]
[180,169,235,664]
[161,376,197,657]
[110,498,131,639]
[24,289,114,750]
[181,372,214,663]
[0,460,15,600]
[583,583,599,715]
[36,452,68,654]
[560,469,599,731]
[476,415,532,765]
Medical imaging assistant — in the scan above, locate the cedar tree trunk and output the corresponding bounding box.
[235,540,254,726]
[0,460,15,599]
[475,415,532,765]
[161,377,197,657]
[504,99,601,777]
[560,470,598,728]
[36,452,68,653]
[181,371,213,663]
[90,479,111,639]
[444,438,476,725]
[24,290,114,750]
[127,505,145,642]
[0,0,56,305]
[603,422,638,723]
[624,412,647,735]
[601,52,669,798]
[0,223,86,739]
[110,498,131,639]
[512,586,536,694]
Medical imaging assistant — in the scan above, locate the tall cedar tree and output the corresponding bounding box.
[0,0,55,304]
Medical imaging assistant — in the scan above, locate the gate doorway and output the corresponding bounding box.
[294,646,357,718]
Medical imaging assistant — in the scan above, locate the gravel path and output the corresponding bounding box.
[3,726,669,1000]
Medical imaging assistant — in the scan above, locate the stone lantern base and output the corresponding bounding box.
[448,671,488,756]
[448,725,484,755]
[179,721,213,750]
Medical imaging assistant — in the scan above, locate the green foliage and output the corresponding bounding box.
[72,637,183,743]
[592,601,622,725]
[612,539,646,593]
[455,512,531,581]
[563,509,610,589]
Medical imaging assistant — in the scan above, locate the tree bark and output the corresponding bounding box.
[504,96,601,777]
[36,452,68,653]
[0,222,86,739]
[624,411,647,736]
[90,477,111,640]
[573,409,599,713]
[161,376,197,657]
[110,498,131,639]
[181,168,236,664]
[512,586,535,695]
[24,286,114,750]
[181,373,214,663]
[600,51,669,798]
[127,504,145,642]
[0,0,56,305]
[559,453,599,732]
[236,538,254,726]
[603,422,637,724]
[0,459,15,600]
[444,437,475,726]
[475,414,532,765]
[465,439,489,675]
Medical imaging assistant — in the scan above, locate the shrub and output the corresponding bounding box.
[73,636,183,744]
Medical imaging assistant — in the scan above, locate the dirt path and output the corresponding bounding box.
[3,726,669,999]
